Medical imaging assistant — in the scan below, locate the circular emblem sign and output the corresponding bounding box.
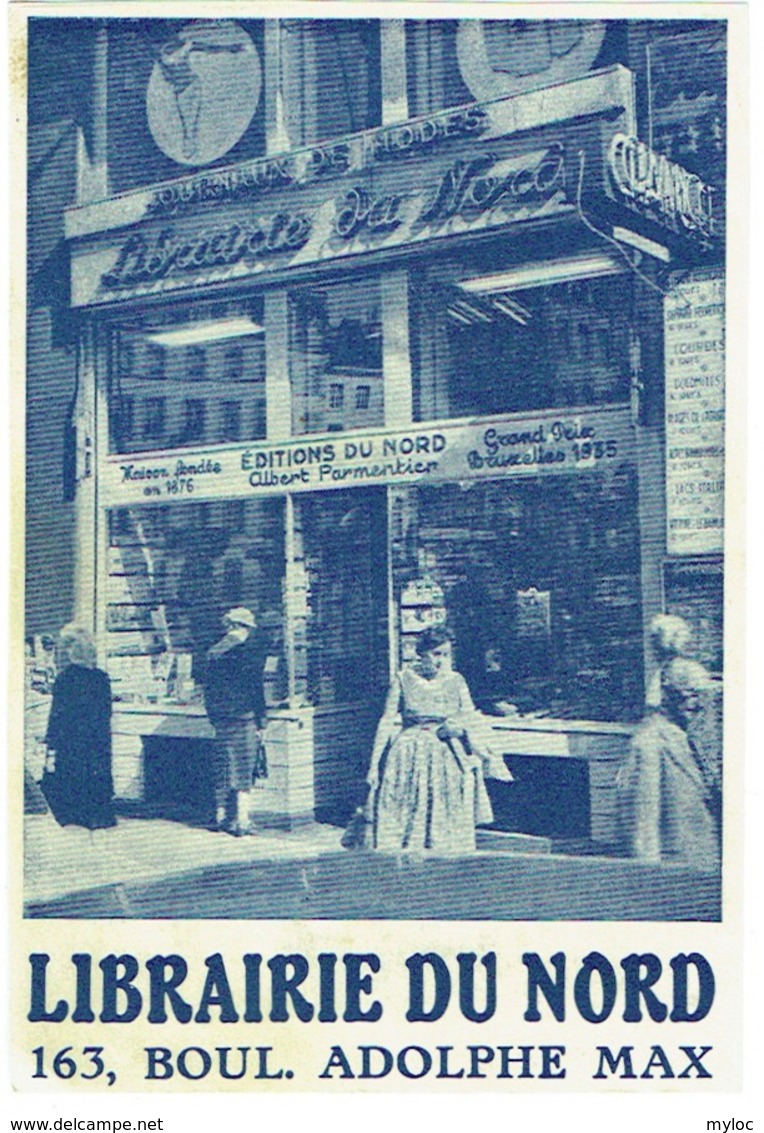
[147,20,262,167]
[457,20,606,102]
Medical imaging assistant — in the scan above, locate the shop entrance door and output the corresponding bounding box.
[297,488,389,825]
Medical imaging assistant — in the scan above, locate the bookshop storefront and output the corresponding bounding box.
[63,59,721,845]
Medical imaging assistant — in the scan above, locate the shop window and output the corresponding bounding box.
[281,20,381,147]
[113,394,135,446]
[220,400,242,442]
[296,489,389,708]
[222,558,244,605]
[105,498,285,702]
[405,21,472,117]
[411,257,633,421]
[143,397,166,440]
[224,499,246,527]
[109,299,266,453]
[289,277,383,435]
[646,24,727,192]
[390,472,643,722]
[251,404,267,440]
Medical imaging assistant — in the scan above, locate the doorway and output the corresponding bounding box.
[297,488,390,824]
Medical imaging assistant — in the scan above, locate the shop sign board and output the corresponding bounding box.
[101,405,635,508]
[664,274,725,555]
[73,140,576,306]
[607,133,716,244]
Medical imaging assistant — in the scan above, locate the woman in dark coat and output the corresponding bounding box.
[44,625,116,830]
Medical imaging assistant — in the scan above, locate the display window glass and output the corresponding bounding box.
[288,276,384,436]
[105,498,286,706]
[108,298,267,453]
[390,471,644,722]
[410,255,634,422]
[293,489,389,710]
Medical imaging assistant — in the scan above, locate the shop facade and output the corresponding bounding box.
[41,16,725,845]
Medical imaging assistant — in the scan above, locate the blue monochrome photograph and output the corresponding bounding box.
[22,11,728,921]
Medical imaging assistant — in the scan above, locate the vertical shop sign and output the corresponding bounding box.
[664,274,725,555]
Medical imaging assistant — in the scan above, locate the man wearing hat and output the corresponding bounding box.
[617,657,721,871]
[204,607,268,835]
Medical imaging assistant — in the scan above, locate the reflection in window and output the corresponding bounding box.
[289,277,383,435]
[187,347,206,381]
[147,345,165,381]
[143,397,166,440]
[118,341,134,380]
[221,400,242,441]
[109,299,266,453]
[225,346,244,382]
[411,263,633,421]
[184,399,205,442]
[390,472,643,721]
[120,396,135,442]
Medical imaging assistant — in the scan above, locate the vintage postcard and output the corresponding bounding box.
[8,0,750,1105]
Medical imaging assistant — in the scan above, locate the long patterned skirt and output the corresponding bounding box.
[370,727,493,853]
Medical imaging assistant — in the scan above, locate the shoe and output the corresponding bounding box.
[223,820,253,838]
[207,807,227,832]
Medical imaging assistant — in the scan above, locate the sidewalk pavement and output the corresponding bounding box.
[24,811,344,906]
[23,811,721,921]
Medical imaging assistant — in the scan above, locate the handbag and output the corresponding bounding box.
[252,733,268,782]
[40,767,67,825]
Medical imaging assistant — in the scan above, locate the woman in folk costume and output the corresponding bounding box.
[204,607,267,836]
[43,624,116,830]
[366,625,512,853]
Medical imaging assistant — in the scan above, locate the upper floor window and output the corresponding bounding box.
[187,347,206,382]
[143,397,166,440]
[221,400,242,441]
[281,20,381,146]
[146,345,165,381]
[224,346,244,382]
[184,399,206,442]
